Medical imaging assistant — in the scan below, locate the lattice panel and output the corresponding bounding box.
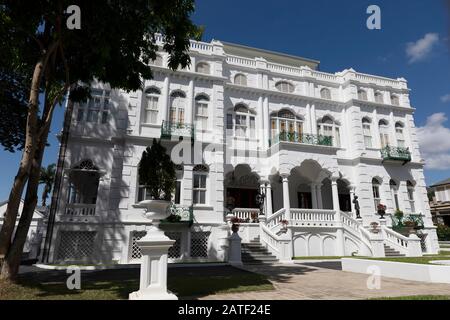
[190,231,210,258]
[418,233,428,252]
[56,231,96,261]
[166,232,181,259]
[130,231,147,261]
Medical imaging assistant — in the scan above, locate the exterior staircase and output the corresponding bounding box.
[241,236,279,264]
[384,244,405,257]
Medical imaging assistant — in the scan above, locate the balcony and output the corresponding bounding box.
[160,120,195,142]
[269,132,333,148]
[381,145,411,164]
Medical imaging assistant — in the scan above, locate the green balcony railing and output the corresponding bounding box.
[161,203,194,226]
[160,120,195,141]
[269,131,333,147]
[381,145,411,163]
[392,213,424,234]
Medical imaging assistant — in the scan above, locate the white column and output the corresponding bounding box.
[348,186,355,214]
[389,110,397,147]
[282,175,291,219]
[332,177,344,256]
[316,183,323,209]
[331,178,340,211]
[186,79,194,125]
[310,183,318,209]
[311,104,317,135]
[305,103,311,134]
[263,96,269,149]
[258,96,264,147]
[266,183,273,216]
[161,76,170,123]
[372,108,381,148]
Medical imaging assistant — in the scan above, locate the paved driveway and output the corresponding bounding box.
[200,261,450,300]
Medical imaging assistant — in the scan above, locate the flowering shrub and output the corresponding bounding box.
[377,203,386,212]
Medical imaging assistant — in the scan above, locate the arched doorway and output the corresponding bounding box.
[224,164,260,210]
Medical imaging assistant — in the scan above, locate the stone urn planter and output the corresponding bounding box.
[129,199,177,300]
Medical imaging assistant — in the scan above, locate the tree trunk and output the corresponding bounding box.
[0,59,44,262]
[0,129,48,280]
[42,186,49,207]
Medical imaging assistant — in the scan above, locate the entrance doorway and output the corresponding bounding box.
[227,188,258,209]
[298,192,312,209]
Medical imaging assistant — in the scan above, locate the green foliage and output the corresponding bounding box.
[437,224,450,241]
[394,210,404,220]
[39,163,56,206]
[138,139,176,201]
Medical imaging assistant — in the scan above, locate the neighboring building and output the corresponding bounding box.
[0,200,46,261]
[46,37,439,264]
[429,178,450,226]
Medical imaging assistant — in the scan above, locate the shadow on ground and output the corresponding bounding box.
[2,266,274,300]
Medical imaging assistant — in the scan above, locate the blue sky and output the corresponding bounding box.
[0,0,449,201]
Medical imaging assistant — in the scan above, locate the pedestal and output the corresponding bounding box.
[228,232,242,266]
[129,225,178,300]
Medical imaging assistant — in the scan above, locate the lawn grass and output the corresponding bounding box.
[0,266,274,300]
[371,295,450,300]
[355,253,450,265]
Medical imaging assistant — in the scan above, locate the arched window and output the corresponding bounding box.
[358,89,368,101]
[275,81,294,93]
[395,122,405,148]
[195,94,209,130]
[270,109,303,141]
[226,104,256,138]
[374,91,384,104]
[390,179,400,211]
[170,91,186,124]
[143,87,160,124]
[193,165,209,204]
[152,55,163,67]
[391,94,400,106]
[378,119,390,148]
[196,62,210,74]
[362,117,372,148]
[320,88,331,99]
[318,116,340,147]
[234,74,247,86]
[407,180,416,213]
[372,178,381,211]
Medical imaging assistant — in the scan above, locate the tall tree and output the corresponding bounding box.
[0,0,200,280]
[39,163,56,206]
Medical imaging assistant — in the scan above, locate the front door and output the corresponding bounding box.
[297,192,312,209]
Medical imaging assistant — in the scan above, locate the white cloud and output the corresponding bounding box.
[406,33,439,63]
[441,94,450,103]
[417,112,450,169]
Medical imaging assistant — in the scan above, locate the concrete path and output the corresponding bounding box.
[199,261,450,300]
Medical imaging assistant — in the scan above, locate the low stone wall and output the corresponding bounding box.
[341,258,450,284]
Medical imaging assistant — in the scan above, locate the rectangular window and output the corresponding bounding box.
[235,114,247,137]
[380,133,390,148]
[175,181,181,205]
[145,96,159,124]
[249,116,256,138]
[193,174,207,204]
[196,102,208,130]
[363,123,372,148]
[226,114,233,130]
[81,89,110,124]
[373,186,380,211]
[408,189,415,213]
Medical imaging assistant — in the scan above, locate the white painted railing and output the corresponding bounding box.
[381,226,409,254]
[267,62,302,75]
[260,223,281,258]
[232,208,260,221]
[266,208,286,229]
[226,55,257,67]
[64,203,96,216]
[341,211,360,233]
[291,209,335,223]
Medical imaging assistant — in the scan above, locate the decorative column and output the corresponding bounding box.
[263,96,269,149]
[282,174,291,220]
[310,183,318,209]
[266,182,273,217]
[187,79,194,125]
[348,185,356,214]
[161,76,170,123]
[331,176,344,256]
[316,183,323,209]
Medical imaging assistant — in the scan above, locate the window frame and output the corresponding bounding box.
[275,81,294,93]
[192,165,209,205]
[234,73,247,86]
[317,116,340,147]
[195,94,209,130]
[362,118,372,148]
[78,89,111,124]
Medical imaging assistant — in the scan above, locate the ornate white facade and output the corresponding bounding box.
[47,37,439,264]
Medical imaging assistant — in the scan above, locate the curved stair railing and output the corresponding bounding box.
[266,208,286,229]
[340,211,373,256]
[381,225,409,255]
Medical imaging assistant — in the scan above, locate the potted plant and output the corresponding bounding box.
[403,220,417,235]
[280,219,289,231]
[230,216,242,233]
[377,203,387,219]
[250,211,259,223]
[135,139,176,221]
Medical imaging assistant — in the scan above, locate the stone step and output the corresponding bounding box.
[383,244,405,257]
[242,252,277,259]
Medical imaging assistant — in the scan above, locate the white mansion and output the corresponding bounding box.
[47,36,440,264]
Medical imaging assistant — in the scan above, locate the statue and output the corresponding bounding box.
[353,195,361,219]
